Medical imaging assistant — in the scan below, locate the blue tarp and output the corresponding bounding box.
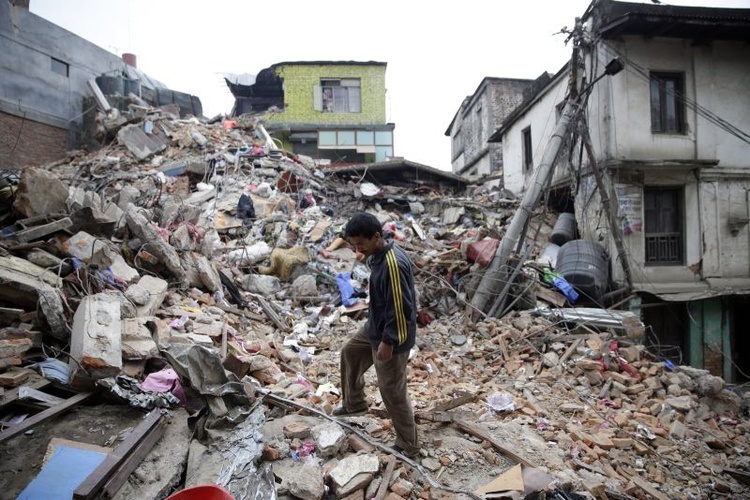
[18,445,108,499]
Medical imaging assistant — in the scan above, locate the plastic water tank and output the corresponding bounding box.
[550,212,577,246]
[555,240,609,301]
[95,76,124,96]
[538,243,560,268]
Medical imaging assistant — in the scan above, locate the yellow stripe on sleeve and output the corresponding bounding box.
[386,250,407,345]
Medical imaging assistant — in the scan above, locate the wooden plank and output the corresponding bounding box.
[620,471,670,500]
[15,217,73,243]
[374,455,396,500]
[0,391,92,443]
[100,416,167,499]
[724,468,750,485]
[432,392,476,412]
[18,386,66,407]
[0,378,52,410]
[454,420,533,468]
[87,78,112,112]
[73,409,165,499]
[498,333,510,361]
[558,338,582,365]
[535,284,566,307]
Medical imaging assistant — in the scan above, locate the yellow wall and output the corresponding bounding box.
[267,63,387,125]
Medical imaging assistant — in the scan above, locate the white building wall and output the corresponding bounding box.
[589,37,750,166]
[501,33,750,288]
[502,76,569,194]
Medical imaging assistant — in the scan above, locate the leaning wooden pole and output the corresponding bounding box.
[470,97,581,316]
[579,125,634,289]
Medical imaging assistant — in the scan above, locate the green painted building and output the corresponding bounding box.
[226,61,394,165]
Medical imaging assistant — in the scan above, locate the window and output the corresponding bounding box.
[318,79,361,113]
[644,187,683,265]
[522,126,533,171]
[650,72,685,134]
[51,57,69,77]
[452,131,462,153]
[476,106,483,141]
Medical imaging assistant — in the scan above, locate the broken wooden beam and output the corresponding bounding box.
[374,455,397,500]
[432,392,477,412]
[0,391,93,443]
[73,409,167,499]
[14,217,73,243]
[454,419,534,468]
[87,78,112,113]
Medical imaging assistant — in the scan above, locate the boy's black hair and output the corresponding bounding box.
[345,212,381,239]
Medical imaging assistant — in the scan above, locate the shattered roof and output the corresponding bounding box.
[269,60,387,68]
[586,0,750,41]
[323,158,468,191]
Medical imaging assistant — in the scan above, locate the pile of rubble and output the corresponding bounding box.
[0,105,747,500]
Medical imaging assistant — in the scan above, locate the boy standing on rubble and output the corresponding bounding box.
[334,211,420,458]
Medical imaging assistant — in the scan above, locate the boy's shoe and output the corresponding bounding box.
[332,406,368,417]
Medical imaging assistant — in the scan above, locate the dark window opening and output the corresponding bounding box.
[644,187,683,265]
[321,79,361,113]
[650,72,686,134]
[51,57,69,77]
[522,126,532,171]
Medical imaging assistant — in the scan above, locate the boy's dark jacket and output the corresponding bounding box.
[364,241,417,354]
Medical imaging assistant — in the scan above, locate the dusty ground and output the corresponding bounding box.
[0,402,147,498]
[0,396,533,499]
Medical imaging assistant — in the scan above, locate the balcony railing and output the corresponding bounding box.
[645,232,682,264]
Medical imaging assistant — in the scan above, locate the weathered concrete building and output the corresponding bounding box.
[491,0,750,381]
[0,0,201,169]
[226,61,394,166]
[445,77,533,182]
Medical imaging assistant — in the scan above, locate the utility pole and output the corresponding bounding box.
[470,18,626,318]
[470,97,581,317]
[579,123,634,289]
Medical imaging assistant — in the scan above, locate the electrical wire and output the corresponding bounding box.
[596,43,750,145]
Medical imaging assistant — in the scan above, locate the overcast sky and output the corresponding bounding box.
[30,0,750,171]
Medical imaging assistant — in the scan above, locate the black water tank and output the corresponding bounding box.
[95,76,124,96]
[550,212,577,246]
[555,240,609,301]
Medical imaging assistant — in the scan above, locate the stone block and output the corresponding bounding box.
[13,167,69,218]
[126,275,169,317]
[337,473,374,498]
[65,231,139,284]
[121,317,159,361]
[69,292,122,380]
[287,463,325,500]
[284,421,312,439]
[330,454,380,489]
[196,255,222,293]
[313,421,347,458]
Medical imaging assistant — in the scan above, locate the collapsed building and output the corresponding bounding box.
[0,0,748,499]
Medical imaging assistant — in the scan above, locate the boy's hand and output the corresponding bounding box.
[377,342,393,361]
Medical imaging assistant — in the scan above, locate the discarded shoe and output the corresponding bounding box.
[332,406,368,417]
[392,444,420,459]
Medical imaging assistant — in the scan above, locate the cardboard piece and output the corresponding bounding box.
[475,464,557,498]
[475,464,524,495]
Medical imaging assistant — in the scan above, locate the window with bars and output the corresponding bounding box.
[644,187,683,265]
[314,79,361,113]
[650,72,686,134]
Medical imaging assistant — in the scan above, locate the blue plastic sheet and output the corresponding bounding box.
[18,445,108,499]
[552,276,579,303]
[336,273,358,307]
